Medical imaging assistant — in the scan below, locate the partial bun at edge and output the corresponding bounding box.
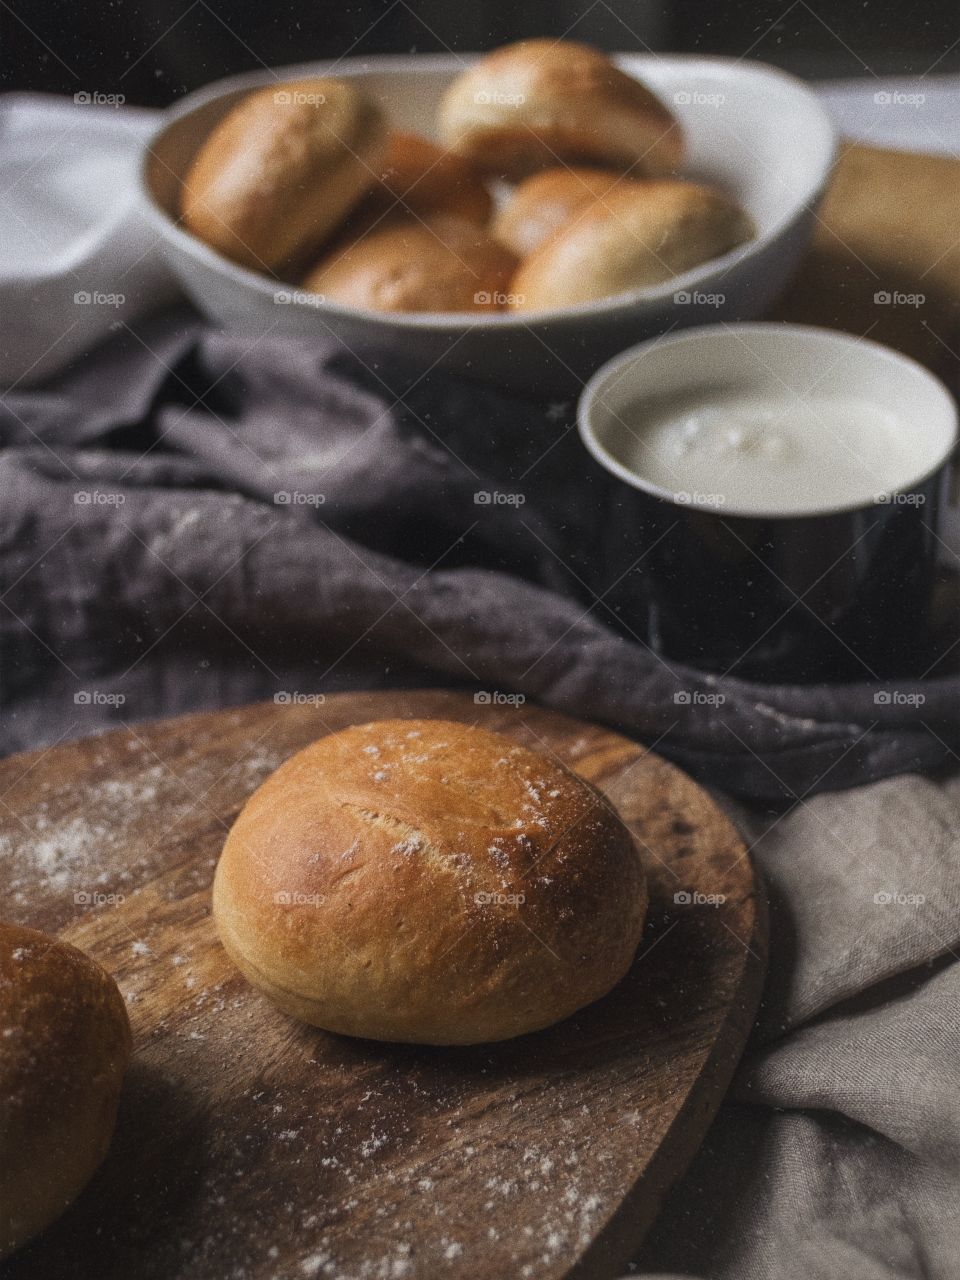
[0,923,131,1260]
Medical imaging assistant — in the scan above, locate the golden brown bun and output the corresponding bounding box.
[181,78,387,274]
[0,924,131,1260]
[302,217,518,313]
[212,719,647,1044]
[510,181,755,311]
[439,40,682,181]
[349,130,493,232]
[493,166,639,257]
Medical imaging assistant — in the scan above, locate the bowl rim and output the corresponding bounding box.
[577,321,959,520]
[137,51,838,332]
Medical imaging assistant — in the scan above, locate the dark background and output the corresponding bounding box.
[2,0,958,108]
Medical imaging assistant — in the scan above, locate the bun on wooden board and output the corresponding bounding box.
[439,39,683,181]
[0,923,131,1260]
[181,78,387,274]
[212,719,647,1044]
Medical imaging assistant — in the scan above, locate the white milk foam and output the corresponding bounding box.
[621,389,925,515]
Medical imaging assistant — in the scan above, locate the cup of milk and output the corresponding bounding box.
[578,324,957,681]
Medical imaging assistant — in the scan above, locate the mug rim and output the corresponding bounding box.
[577,322,959,521]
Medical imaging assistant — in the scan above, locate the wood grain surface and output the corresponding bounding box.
[0,690,766,1280]
[777,141,960,378]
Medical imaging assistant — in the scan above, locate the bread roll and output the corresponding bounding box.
[439,40,682,181]
[212,719,647,1044]
[510,181,754,311]
[181,78,387,274]
[302,217,517,313]
[493,166,637,257]
[350,130,493,231]
[0,924,131,1260]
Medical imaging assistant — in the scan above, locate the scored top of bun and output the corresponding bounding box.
[510,180,755,310]
[0,923,131,1261]
[213,719,647,1044]
[439,40,683,181]
[181,78,387,274]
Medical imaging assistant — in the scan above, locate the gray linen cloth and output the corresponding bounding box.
[2,315,958,1279]
[2,314,958,801]
[634,773,960,1279]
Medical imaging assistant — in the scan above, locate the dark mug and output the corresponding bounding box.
[578,324,958,683]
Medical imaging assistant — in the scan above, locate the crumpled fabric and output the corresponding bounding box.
[3,311,960,1278]
[2,310,957,804]
[635,773,960,1279]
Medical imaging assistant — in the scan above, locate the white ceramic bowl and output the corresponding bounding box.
[139,54,837,394]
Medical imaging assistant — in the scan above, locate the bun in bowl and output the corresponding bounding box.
[493,166,638,257]
[0,924,131,1260]
[350,130,493,230]
[303,217,517,313]
[212,719,647,1044]
[181,78,387,273]
[439,39,683,181]
[511,180,754,310]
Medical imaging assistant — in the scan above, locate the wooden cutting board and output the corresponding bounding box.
[0,690,766,1280]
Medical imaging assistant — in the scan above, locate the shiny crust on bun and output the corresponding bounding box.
[439,40,683,181]
[350,130,493,231]
[510,180,754,310]
[493,166,638,257]
[302,217,517,313]
[181,78,387,273]
[212,719,647,1044]
[0,924,131,1260]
